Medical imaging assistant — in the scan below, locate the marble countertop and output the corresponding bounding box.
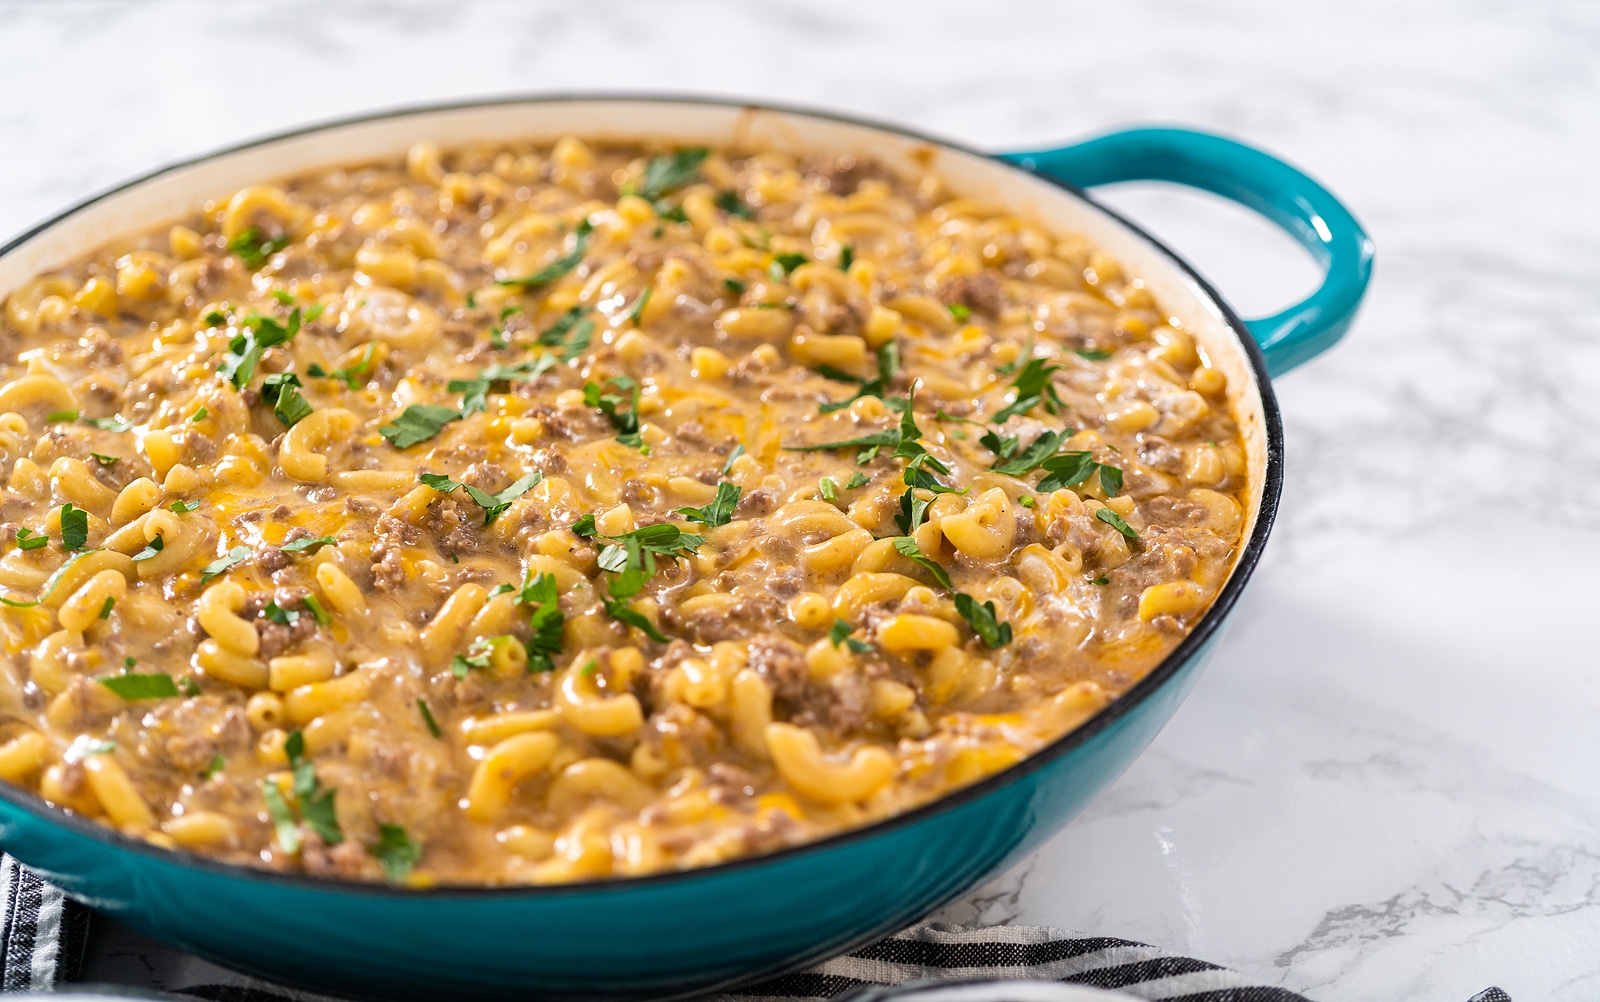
[4,1,1598,999]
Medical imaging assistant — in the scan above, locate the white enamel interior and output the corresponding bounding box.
[0,98,1269,548]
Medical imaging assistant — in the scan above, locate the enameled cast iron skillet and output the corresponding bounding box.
[0,97,1372,1001]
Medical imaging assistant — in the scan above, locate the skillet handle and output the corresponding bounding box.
[1000,127,1374,377]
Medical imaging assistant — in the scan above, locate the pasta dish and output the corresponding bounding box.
[0,138,1247,884]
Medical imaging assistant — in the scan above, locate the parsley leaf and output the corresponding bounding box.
[675,482,741,527]
[380,404,461,449]
[819,341,899,414]
[715,189,754,219]
[202,753,226,779]
[169,499,200,513]
[280,535,335,554]
[286,729,341,845]
[228,226,289,269]
[991,356,1065,423]
[827,618,874,654]
[451,641,494,679]
[819,476,837,503]
[1035,452,1122,496]
[1095,506,1140,540]
[261,779,300,855]
[602,595,669,643]
[45,410,78,423]
[0,596,37,608]
[496,219,593,290]
[839,245,855,271]
[90,452,119,467]
[771,252,808,277]
[584,375,648,453]
[417,698,442,738]
[199,545,252,583]
[261,372,313,428]
[638,148,708,201]
[845,471,870,490]
[131,535,164,562]
[627,287,653,327]
[59,504,88,551]
[307,342,376,390]
[302,594,331,627]
[219,308,307,389]
[949,303,972,322]
[891,536,952,589]
[954,593,1012,648]
[372,823,423,882]
[537,306,594,361]
[420,471,544,526]
[723,277,746,296]
[990,430,1069,476]
[15,528,47,551]
[98,672,180,700]
[980,429,1019,460]
[191,406,209,422]
[84,415,132,432]
[516,571,564,673]
[1075,347,1114,361]
[721,443,745,475]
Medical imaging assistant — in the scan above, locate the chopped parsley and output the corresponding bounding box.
[1074,347,1114,361]
[515,571,564,673]
[44,410,78,423]
[723,277,746,296]
[84,415,133,432]
[1090,575,1110,586]
[307,342,376,390]
[845,471,870,490]
[98,596,114,619]
[496,219,593,290]
[262,601,299,627]
[219,307,314,390]
[989,430,1071,476]
[948,303,972,322]
[770,252,808,280]
[202,309,228,327]
[721,443,745,475]
[199,545,252,583]
[573,517,700,641]
[417,698,442,738]
[14,528,47,551]
[261,779,300,854]
[59,504,88,551]
[601,597,669,643]
[1019,495,1036,508]
[190,406,209,422]
[228,227,289,269]
[450,640,494,679]
[584,375,648,453]
[380,404,461,449]
[890,536,951,590]
[372,823,423,882]
[991,356,1064,423]
[270,289,295,305]
[98,672,180,701]
[202,753,226,779]
[715,189,754,219]
[839,245,855,271]
[131,535,165,561]
[418,470,544,526]
[675,482,741,527]
[627,287,653,327]
[169,499,200,513]
[827,618,874,654]
[818,341,899,414]
[818,476,837,503]
[537,306,594,361]
[1094,507,1140,540]
[286,729,341,845]
[0,596,37,608]
[279,535,335,554]
[90,452,119,467]
[1036,452,1122,496]
[954,593,1012,648]
[302,594,331,627]
[637,147,708,203]
[261,372,313,428]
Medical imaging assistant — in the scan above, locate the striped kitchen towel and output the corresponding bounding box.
[0,852,1513,1002]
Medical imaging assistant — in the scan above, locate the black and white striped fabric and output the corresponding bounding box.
[0,854,89,991]
[0,852,1514,1002]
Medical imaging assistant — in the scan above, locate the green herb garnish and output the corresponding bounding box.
[675,482,741,527]
[372,823,423,882]
[279,535,335,554]
[827,618,874,654]
[496,218,593,290]
[59,504,88,551]
[380,404,461,449]
[98,672,180,701]
[1094,507,1139,540]
[954,593,1012,648]
[417,699,442,738]
[199,545,252,583]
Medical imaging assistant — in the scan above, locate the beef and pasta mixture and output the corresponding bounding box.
[0,139,1248,884]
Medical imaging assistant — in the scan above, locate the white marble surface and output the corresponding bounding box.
[4,1,1598,999]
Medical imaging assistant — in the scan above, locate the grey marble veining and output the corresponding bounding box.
[3,1,1598,1000]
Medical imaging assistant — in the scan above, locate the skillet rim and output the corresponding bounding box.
[0,91,1285,901]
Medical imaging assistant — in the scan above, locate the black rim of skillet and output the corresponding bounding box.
[0,93,1285,902]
